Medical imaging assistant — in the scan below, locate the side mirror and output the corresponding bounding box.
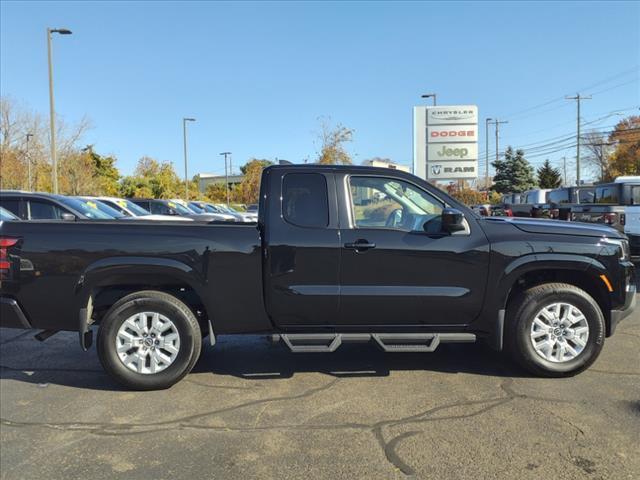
[441,208,465,233]
[61,212,76,222]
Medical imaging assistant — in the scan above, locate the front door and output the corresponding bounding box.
[338,174,490,326]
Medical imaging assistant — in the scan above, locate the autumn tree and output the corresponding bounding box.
[234,158,273,204]
[317,119,354,165]
[607,116,640,177]
[537,159,562,189]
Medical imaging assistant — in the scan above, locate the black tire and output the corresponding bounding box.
[505,282,605,377]
[97,290,202,390]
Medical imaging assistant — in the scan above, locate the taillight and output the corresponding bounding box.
[505,208,513,217]
[0,237,19,279]
[603,213,618,225]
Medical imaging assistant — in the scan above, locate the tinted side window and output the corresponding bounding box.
[547,189,569,203]
[595,186,619,204]
[578,188,595,203]
[632,186,640,205]
[282,173,329,228]
[0,198,21,217]
[28,200,66,220]
[150,202,170,215]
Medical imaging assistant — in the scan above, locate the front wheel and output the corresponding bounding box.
[97,290,202,390]
[506,283,605,377]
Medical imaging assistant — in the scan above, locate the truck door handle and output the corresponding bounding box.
[344,240,376,252]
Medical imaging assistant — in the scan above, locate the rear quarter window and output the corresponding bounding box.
[282,173,329,228]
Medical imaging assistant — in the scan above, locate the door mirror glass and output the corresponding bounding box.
[440,208,465,233]
[61,212,76,222]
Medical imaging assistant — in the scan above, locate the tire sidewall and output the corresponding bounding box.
[98,296,198,390]
[514,287,605,375]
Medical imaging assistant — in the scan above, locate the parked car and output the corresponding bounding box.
[169,199,235,222]
[509,189,552,218]
[90,196,193,222]
[570,178,640,235]
[0,191,116,221]
[617,177,640,257]
[187,201,238,221]
[130,198,227,222]
[0,206,19,221]
[216,203,258,222]
[546,186,596,220]
[0,164,635,390]
[470,204,491,216]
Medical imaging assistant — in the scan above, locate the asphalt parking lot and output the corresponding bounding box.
[1,278,639,480]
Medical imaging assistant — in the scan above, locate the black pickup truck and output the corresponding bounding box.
[0,165,636,390]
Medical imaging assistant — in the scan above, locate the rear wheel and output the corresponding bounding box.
[97,290,201,390]
[506,283,605,377]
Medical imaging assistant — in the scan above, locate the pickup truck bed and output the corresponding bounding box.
[1,165,636,389]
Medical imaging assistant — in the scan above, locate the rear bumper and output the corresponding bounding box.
[610,284,636,335]
[0,297,31,329]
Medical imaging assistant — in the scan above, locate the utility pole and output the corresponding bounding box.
[566,93,591,185]
[25,133,34,191]
[220,152,231,206]
[490,119,508,165]
[182,117,196,200]
[562,156,567,187]
[485,118,493,191]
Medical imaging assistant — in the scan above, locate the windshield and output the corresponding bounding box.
[167,201,193,215]
[57,197,116,219]
[108,198,151,216]
[0,206,19,221]
[79,198,126,218]
[187,202,206,213]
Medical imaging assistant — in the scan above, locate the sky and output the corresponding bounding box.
[1,1,639,182]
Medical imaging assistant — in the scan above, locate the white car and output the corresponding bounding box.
[90,197,194,221]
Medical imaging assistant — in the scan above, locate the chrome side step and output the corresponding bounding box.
[271,333,476,353]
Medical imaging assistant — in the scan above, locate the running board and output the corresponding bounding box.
[271,333,475,353]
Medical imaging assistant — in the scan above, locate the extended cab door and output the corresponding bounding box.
[262,168,341,327]
[337,172,490,326]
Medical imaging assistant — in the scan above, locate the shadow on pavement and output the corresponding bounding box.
[0,333,528,392]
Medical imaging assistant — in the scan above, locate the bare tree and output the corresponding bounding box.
[583,130,613,182]
[316,117,354,165]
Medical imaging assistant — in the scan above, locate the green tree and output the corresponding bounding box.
[537,159,562,189]
[491,146,537,193]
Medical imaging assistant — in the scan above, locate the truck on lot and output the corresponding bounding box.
[0,165,636,390]
[570,178,640,247]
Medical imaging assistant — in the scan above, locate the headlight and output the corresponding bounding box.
[601,238,630,261]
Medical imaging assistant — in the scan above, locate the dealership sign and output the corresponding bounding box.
[427,125,478,143]
[427,105,478,125]
[428,143,478,161]
[428,162,477,179]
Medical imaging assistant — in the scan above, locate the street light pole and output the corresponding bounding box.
[491,119,509,166]
[220,152,231,206]
[182,117,196,200]
[485,118,492,191]
[47,27,72,194]
[421,93,437,106]
[25,133,34,191]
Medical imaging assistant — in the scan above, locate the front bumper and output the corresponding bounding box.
[0,297,31,329]
[610,283,637,336]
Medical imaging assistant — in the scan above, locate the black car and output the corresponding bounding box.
[0,165,635,390]
[0,191,117,220]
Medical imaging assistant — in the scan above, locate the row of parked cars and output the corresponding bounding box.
[0,191,258,224]
[471,176,640,256]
